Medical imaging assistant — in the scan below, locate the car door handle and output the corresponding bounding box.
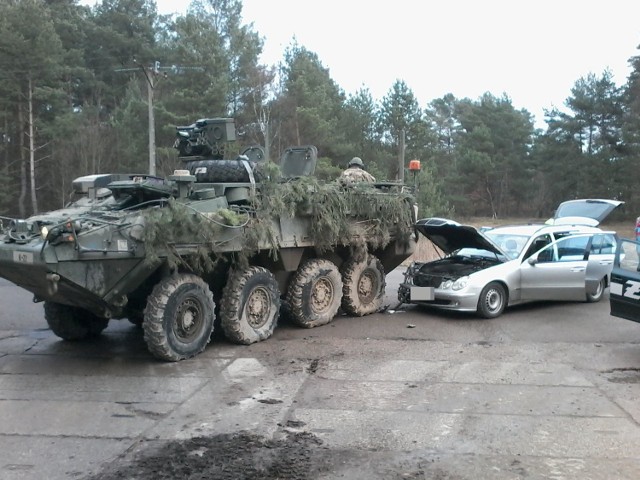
[570,267,585,272]
[599,261,612,265]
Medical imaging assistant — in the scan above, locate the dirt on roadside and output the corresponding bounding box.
[87,429,334,480]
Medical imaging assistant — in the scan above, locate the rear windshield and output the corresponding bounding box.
[555,200,612,220]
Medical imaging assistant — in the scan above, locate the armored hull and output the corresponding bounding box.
[0,120,416,361]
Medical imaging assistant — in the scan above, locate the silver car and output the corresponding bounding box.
[398,199,622,318]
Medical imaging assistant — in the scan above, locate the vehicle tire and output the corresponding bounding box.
[143,274,215,362]
[86,316,110,335]
[476,282,507,319]
[341,254,385,316]
[278,298,295,324]
[44,301,109,340]
[220,267,280,344]
[286,259,343,328]
[586,277,606,303]
[185,159,262,183]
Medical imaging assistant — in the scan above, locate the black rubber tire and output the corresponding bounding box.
[44,301,109,340]
[476,282,507,319]
[278,298,295,324]
[185,159,262,183]
[220,267,280,344]
[143,274,215,362]
[341,254,386,316]
[87,316,110,335]
[586,277,606,303]
[286,259,343,328]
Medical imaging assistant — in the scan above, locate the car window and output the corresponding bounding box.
[536,235,590,263]
[602,234,616,254]
[552,231,577,241]
[522,234,552,260]
[554,200,619,222]
[616,239,640,272]
[590,233,616,255]
[590,234,603,254]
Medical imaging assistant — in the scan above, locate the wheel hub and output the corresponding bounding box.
[312,277,334,314]
[486,289,501,311]
[246,287,270,328]
[357,271,376,302]
[175,298,202,341]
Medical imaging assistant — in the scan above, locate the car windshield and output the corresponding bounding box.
[483,232,531,260]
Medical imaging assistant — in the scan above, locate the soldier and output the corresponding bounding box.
[340,157,376,183]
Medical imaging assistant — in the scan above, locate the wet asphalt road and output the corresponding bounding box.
[1,270,640,479]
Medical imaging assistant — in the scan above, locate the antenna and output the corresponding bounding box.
[115,61,204,176]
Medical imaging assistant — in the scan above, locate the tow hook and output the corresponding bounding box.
[46,273,61,296]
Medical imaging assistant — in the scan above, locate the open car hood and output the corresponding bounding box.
[551,199,623,226]
[414,217,504,256]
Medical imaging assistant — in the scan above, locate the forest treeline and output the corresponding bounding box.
[1,0,639,220]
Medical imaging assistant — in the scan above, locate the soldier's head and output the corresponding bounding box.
[348,157,364,169]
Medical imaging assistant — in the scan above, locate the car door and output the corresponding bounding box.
[585,232,617,294]
[610,238,640,323]
[519,235,591,301]
[589,233,616,265]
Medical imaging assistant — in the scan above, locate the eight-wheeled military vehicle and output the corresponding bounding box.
[0,118,417,361]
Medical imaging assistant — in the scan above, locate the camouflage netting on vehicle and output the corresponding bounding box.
[257,176,414,251]
[140,200,249,271]
[140,172,414,273]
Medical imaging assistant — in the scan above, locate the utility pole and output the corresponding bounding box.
[398,128,405,182]
[115,61,203,176]
[141,63,157,176]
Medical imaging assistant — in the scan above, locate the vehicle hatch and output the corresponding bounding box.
[279,146,317,178]
[552,199,623,226]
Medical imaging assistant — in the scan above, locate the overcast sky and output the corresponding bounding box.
[158,0,640,128]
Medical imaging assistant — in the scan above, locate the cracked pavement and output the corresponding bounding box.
[1,271,640,479]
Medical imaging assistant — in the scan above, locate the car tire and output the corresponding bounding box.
[586,277,606,303]
[476,282,507,319]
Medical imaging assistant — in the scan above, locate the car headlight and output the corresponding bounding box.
[452,276,469,290]
[440,279,453,289]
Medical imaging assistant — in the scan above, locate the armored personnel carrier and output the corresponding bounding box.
[0,118,416,361]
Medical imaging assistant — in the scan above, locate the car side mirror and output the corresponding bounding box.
[528,256,538,266]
